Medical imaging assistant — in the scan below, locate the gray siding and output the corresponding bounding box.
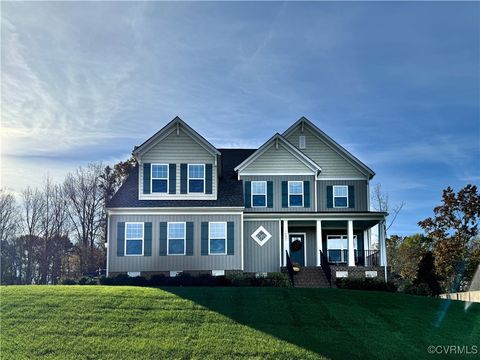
[240,175,316,212]
[285,126,367,178]
[108,214,241,273]
[139,128,217,200]
[317,180,368,212]
[244,220,281,273]
[288,225,317,267]
[241,142,313,174]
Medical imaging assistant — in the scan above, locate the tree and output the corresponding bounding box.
[418,184,480,291]
[395,234,432,283]
[0,189,20,284]
[413,251,442,296]
[370,184,405,231]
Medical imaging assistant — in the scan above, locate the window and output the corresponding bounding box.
[288,181,304,207]
[299,135,306,149]
[327,235,357,263]
[125,222,144,256]
[333,185,348,208]
[251,181,267,207]
[209,222,226,255]
[188,164,205,193]
[251,225,272,246]
[167,222,186,255]
[151,164,168,193]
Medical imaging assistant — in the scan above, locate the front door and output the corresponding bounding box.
[289,234,305,266]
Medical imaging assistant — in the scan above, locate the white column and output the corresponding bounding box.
[379,220,386,266]
[348,220,355,266]
[316,220,322,266]
[282,220,289,266]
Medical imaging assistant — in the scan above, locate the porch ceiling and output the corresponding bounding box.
[288,220,379,230]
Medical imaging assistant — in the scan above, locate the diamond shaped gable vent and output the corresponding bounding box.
[251,226,272,247]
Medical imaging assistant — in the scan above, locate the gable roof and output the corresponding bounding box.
[132,116,221,158]
[108,148,256,209]
[234,133,322,173]
[283,117,375,179]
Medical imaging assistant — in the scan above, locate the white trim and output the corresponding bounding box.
[124,222,144,256]
[251,181,267,208]
[240,172,315,176]
[106,213,110,277]
[314,180,318,211]
[151,163,169,194]
[288,181,304,208]
[167,222,186,256]
[187,164,206,194]
[278,220,282,267]
[240,212,244,270]
[317,177,367,181]
[282,220,289,266]
[299,135,306,149]
[326,234,358,264]
[251,226,272,246]
[316,220,322,266]
[333,185,349,208]
[348,220,355,266]
[108,207,244,215]
[288,232,307,266]
[208,221,227,255]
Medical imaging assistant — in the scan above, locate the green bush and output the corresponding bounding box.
[78,277,98,285]
[61,279,77,285]
[336,277,397,292]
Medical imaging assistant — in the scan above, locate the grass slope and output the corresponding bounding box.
[1,286,479,359]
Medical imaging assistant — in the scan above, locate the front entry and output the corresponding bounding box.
[289,234,305,266]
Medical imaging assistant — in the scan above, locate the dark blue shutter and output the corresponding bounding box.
[227,222,234,255]
[117,222,125,256]
[180,164,187,194]
[327,186,333,208]
[348,185,355,208]
[205,164,213,194]
[281,181,288,208]
[169,164,176,194]
[143,163,151,194]
[304,181,310,208]
[186,222,194,256]
[159,222,167,256]
[244,181,251,208]
[201,222,208,255]
[144,222,152,256]
[267,181,273,208]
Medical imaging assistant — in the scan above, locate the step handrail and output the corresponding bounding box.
[285,250,295,287]
[319,250,332,287]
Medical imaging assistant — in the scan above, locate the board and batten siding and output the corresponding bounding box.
[317,180,368,212]
[240,175,315,212]
[241,142,314,174]
[244,220,281,273]
[139,129,217,200]
[287,225,317,267]
[108,214,241,273]
[285,126,367,178]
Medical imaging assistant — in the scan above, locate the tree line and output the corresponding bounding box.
[0,158,136,284]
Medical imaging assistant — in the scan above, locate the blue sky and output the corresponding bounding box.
[1,1,479,235]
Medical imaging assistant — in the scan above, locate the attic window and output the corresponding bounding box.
[299,135,306,149]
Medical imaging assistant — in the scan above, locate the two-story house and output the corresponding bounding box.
[106,117,388,285]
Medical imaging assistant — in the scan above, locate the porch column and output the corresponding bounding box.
[282,220,289,266]
[379,220,386,266]
[316,220,322,266]
[348,220,355,266]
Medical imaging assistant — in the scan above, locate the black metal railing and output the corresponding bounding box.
[325,250,380,267]
[319,250,332,287]
[285,250,295,287]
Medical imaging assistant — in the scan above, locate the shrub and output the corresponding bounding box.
[78,277,98,285]
[226,272,291,287]
[61,279,77,285]
[336,278,397,292]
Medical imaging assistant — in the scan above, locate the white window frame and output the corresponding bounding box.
[333,185,349,208]
[151,163,169,194]
[167,222,186,256]
[187,164,205,194]
[288,181,304,207]
[251,181,267,208]
[208,221,227,255]
[326,234,358,263]
[125,222,144,256]
[299,135,306,149]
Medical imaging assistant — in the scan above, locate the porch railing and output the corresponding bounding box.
[285,250,295,287]
[319,250,332,287]
[325,250,380,267]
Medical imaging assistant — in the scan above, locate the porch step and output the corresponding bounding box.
[284,266,332,288]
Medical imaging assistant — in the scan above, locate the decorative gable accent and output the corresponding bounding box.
[251,226,272,247]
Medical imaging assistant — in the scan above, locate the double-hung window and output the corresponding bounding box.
[209,222,226,255]
[167,222,186,255]
[288,181,304,207]
[251,181,267,207]
[151,164,168,193]
[125,222,144,256]
[326,235,357,263]
[188,164,205,193]
[333,185,348,208]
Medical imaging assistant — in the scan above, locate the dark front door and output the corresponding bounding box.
[289,234,305,266]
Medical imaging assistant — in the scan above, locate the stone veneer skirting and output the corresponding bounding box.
[331,266,389,281]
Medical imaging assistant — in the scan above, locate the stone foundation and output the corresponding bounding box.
[331,266,390,281]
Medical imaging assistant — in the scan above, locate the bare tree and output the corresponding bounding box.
[371,184,405,231]
[0,189,20,283]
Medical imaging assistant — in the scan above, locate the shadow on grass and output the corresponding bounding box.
[160,287,480,360]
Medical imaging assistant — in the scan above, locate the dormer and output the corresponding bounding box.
[133,117,220,200]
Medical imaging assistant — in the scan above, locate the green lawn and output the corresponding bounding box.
[1,286,479,359]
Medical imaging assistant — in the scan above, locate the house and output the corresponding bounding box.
[106,116,388,286]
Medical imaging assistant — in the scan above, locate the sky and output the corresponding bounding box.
[1,1,479,236]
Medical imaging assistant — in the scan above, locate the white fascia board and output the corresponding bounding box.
[243,212,387,221]
[107,207,244,216]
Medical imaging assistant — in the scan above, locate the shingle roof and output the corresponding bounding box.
[107,148,256,208]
